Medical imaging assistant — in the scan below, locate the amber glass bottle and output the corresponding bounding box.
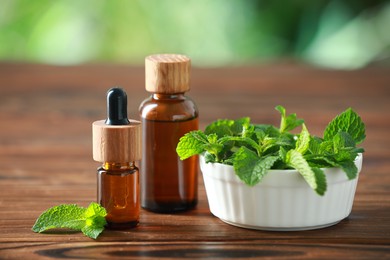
[93,88,142,229]
[140,54,199,213]
[97,162,139,229]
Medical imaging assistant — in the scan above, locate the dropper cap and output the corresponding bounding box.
[145,54,191,94]
[105,88,130,125]
[93,87,141,163]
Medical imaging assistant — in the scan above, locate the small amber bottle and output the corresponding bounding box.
[93,87,142,229]
[140,54,199,213]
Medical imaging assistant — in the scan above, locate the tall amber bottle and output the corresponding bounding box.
[93,88,142,229]
[140,54,199,213]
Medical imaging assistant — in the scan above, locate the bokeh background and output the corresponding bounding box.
[1,0,389,69]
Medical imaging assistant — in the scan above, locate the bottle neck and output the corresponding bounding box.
[152,93,185,100]
[102,162,135,171]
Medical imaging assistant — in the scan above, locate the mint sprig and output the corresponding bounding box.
[286,150,327,195]
[32,202,107,239]
[233,147,279,186]
[275,105,304,133]
[324,107,366,144]
[176,106,366,196]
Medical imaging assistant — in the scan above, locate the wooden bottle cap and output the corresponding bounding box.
[92,119,141,163]
[145,54,191,94]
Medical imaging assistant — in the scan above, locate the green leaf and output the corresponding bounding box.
[286,150,327,195]
[305,154,337,168]
[295,124,310,154]
[205,117,251,138]
[255,124,280,137]
[335,149,358,162]
[307,136,323,155]
[312,168,327,196]
[233,147,279,186]
[176,130,208,160]
[32,203,107,239]
[275,105,286,118]
[231,117,251,136]
[219,136,261,155]
[84,202,106,219]
[276,105,304,133]
[81,225,105,240]
[336,160,358,180]
[319,140,334,153]
[205,119,234,137]
[82,203,107,239]
[84,202,107,229]
[32,204,86,233]
[279,146,287,161]
[207,133,218,144]
[324,108,366,144]
[333,131,356,149]
[259,136,278,154]
[203,151,216,163]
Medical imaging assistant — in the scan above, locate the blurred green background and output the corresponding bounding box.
[0,0,389,69]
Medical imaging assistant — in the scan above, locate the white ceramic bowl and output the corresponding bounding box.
[200,154,363,231]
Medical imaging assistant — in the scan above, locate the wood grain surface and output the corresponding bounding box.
[0,63,389,259]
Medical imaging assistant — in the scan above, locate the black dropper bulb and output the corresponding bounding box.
[105,87,130,125]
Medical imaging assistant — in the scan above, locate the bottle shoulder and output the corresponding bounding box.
[139,94,198,121]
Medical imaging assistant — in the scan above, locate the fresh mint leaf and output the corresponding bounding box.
[276,105,304,133]
[305,154,337,168]
[305,129,359,177]
[258,135,293,156]
[231,117,251,136]
[204,133,225,159]
[204,152,216,163]
[205,117,251,138]
[324,108,366,144]
[81,225,105,240]
[295,124,310,154]
[337,160,358,180]
[307,136,323,155]
[279,146,287,162]
[207,133,218,144]
[32,202,107,239]
[312,168,327,196]
[233,147,258,185]
[286,150,327,195]
[176,130,209,160]
[84,202,107,229]
[259,136,278,154]
[254,128,266,141]
[319,140,334,154]
[205,119,234,138]
[32,204,85,232]
[255,124,280,137]
[82,203,107,239]
[233,147,279,186]
[333,131,356,150]
[177,130,226,162]
[254,126,295,156]
[335,149,358,162]
[219,136,261,155]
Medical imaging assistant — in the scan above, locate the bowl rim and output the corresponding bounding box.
[200,153,363,186]
[200,153,363,174]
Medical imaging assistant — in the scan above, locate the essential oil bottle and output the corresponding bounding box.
[93,87,142,229]
[139,54,199,213]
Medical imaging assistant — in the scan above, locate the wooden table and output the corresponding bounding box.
[0,63,389,259]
